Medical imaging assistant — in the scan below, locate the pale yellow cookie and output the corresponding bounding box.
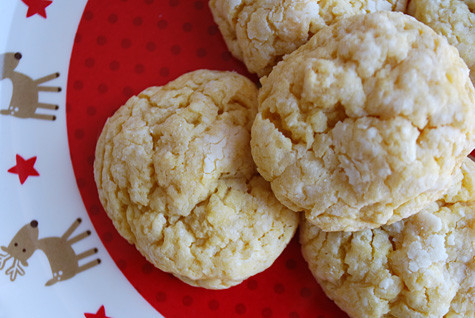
[251,12,475,231]
[300,158,475,318]
[209,0,407,77]
[94,70,298,289]
[407,0,475,84]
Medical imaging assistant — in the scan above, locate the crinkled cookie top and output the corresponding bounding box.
[94,70,298,289]
[300,158,475,318]
[209,0,407,77]
[251,11,475,231]
[407,0,475,84]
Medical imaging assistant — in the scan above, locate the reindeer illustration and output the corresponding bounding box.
[0,219,100,286]
[0,52,61,121]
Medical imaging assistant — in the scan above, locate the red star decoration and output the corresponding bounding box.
[84,306,111,318]
[21,0,53,18]
[8,155,39,184]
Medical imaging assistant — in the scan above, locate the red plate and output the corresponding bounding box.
[66,1,347,317]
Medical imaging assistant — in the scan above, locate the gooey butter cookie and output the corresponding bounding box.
[251,12,475,231]
[94,70,298,289]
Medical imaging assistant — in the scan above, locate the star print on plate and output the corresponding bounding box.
[84,305,111,318]
[8,155,39,184]
[21,0,53,18]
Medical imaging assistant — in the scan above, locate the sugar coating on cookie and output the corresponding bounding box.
[209,0,407,77]
[251,12,475,231]
[94,70,298,289]
[407,0,475,84]
[300,158,475,318]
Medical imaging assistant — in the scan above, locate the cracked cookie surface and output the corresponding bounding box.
[94,70,298,289]
[251,12,475,231]
[209,0,407,77]
[407,0,475,84]
[300,158,475,318]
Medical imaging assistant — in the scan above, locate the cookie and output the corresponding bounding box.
[300,157,475,318]
[251,12,475,231]
[209,0,407,77]
[94,70,298,289]
[407,0,475,84]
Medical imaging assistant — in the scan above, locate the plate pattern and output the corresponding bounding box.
[0,1,161,317]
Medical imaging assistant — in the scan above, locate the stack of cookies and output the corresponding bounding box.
[94,1,475,317]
